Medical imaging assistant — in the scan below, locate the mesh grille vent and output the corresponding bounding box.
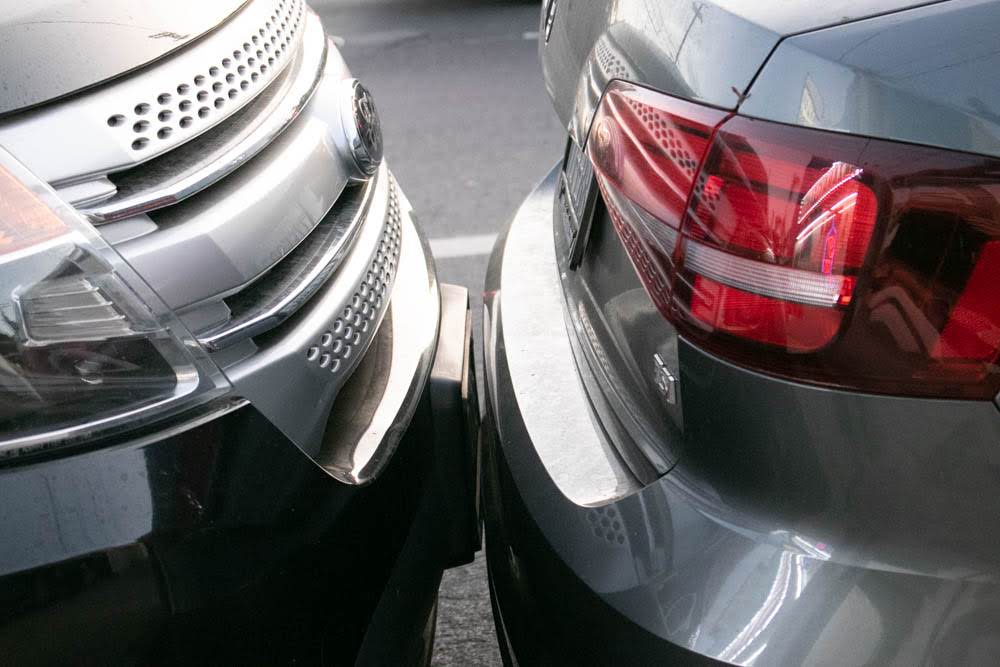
[107,0,306,152]
[595,39,631,82]
[306,180,403,373]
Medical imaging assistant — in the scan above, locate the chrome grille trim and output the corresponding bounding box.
[198,168,383,351]
[110,37,358,314]
[80,15,328,224]
[224,167,407,450]
[0,0,308,186]
[302,181,402,373]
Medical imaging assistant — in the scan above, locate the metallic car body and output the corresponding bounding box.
[0,0,249,116]
[0,202,480,663]
[485,1,1000,665]
[0,0,481,661]
[0,181,480,663]
[740,0,1000,160]
[539,0,943,146]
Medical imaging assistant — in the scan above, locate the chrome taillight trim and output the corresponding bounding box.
[0,0,307,186]
[80,15,328,225]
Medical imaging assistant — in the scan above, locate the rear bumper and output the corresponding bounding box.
[483,167,1000,665]
[0,186,480,663]
[482,167,711,665]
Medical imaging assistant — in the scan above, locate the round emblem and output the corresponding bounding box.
[340,79,384,177]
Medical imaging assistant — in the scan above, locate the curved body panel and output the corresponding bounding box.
[741,0,1000,159]
[0,0,248,116]
[539,0,936,144]
[483,166,1000,666]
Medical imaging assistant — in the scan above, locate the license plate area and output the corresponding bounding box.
[559,137,598,269]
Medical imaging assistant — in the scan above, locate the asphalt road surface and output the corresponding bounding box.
[313,1,564,664]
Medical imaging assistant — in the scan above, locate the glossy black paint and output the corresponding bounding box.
[0,0,246,116]
[0,398,451,664]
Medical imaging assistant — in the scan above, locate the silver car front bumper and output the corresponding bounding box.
[227,168,442,461]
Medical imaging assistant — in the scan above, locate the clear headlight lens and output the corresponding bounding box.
[0,149,229,457]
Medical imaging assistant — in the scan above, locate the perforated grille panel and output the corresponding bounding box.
[305,179,403,374]
[594,38,632,82]
[106,0,306,152]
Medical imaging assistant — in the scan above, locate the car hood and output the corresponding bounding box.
[0,0,248,117]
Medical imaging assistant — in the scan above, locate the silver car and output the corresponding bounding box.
[0,1,478,662]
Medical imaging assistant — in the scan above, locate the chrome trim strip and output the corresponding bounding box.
[80,14,328,224]
[0,0,307,185]
[225,167,405,452]
[112,38,357,313]
[55,178,118,208]
[198,168,379,350]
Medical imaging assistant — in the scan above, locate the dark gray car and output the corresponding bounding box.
[482,0,1000,664]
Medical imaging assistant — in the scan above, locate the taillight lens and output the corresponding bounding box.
[588,83,726,314]
[675,117,877,354]
[588,81,1000,399]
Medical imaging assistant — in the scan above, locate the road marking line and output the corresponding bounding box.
[430,233,498,259]
[522,31,540,40]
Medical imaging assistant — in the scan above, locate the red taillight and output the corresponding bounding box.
[676,117,878,354]
[588,84,726,316]
[588,81,1000,399]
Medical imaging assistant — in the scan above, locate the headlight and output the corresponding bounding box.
[0,148,229,457]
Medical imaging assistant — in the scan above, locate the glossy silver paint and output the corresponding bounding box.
[740,0,1000,159]
[493,167,636,505]
[80,20,328,224]
[539,0,937,145]
[196,166,373,351]
[0,2,475,659]
[0,0,248,116]
[0,0,304,184]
